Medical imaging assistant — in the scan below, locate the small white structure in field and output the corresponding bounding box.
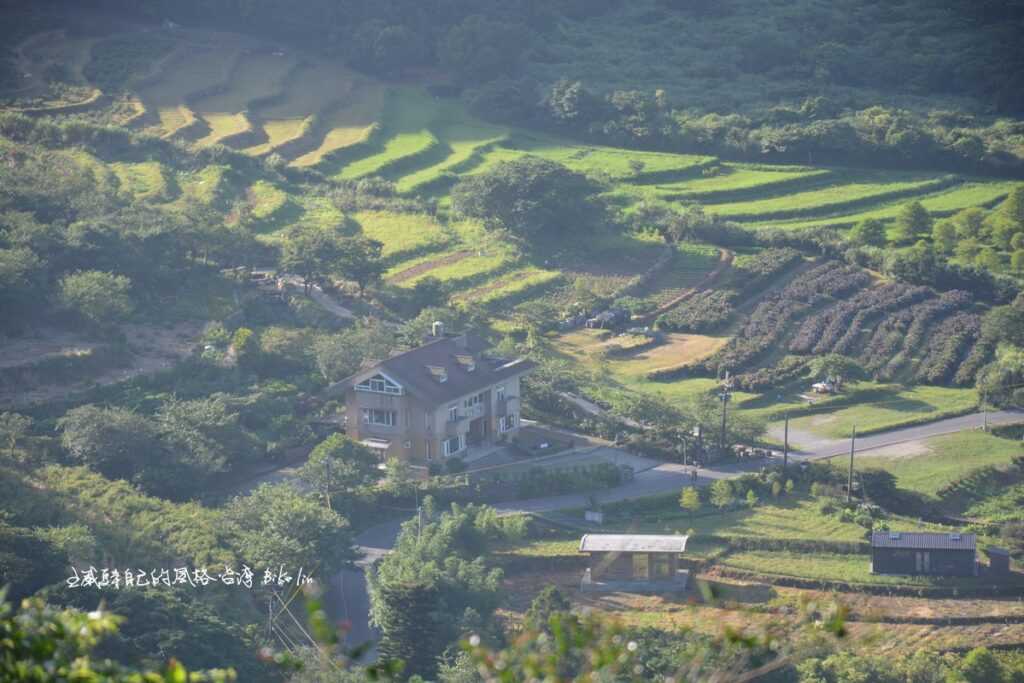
[812,381,835,394]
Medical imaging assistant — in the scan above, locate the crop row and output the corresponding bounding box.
[914,312,982,384]
[789,284,932,356]
[864,290,972,379]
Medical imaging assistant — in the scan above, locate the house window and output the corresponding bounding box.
[443,435,464,457]
[463,394,482,409]
[355,374,403,395]
[652,554,671,579]
[632,553,649,580]
[496,385,505,402]
[448,405,459,422]
[362,409,396,427]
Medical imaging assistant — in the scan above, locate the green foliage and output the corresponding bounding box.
[710,479,735,511]
[523,586,571,632]
[0,593,236,681]
[368,503,514,678]
[0,411,31,460]
[58,270,134,327]
[451,156,604,240]
[679,486,701,517]
[847,218,888,247]
[893,201,933,243]
[224,482,355,574]
[298,433,380,510]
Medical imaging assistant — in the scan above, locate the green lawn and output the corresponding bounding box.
[859,430,1024,498]
[246,180,289,220]
[394,111,508,193]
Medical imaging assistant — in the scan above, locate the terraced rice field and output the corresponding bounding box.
[333,88,441,180]
[354,211,451,262]
[290,83,386,167]
[395,117,509,194]
[190,52,297,147]
[760,181,1019,230]
[242,61,356,157]
[706,173,957,221]
[452,267,565,307]
[650,165,832,200]
[137,44,240,138]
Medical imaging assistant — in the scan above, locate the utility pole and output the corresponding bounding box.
[783,414,789,476]
[847,425,856,503]
[719,371,732,456]
[983,391,988,432]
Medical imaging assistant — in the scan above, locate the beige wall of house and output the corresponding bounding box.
[345,373,525,464]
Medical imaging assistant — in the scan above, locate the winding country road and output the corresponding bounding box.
[328,408,1024,657]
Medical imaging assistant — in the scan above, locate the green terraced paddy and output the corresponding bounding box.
[334,88,442,180]
[243,61,355,156]
[395,120,508,193]
[354,211,451,261]
[290,83,386,168]
[191,52,296,147]
[706,174,956,221]
[466,134,713,181]
[452,267,565,306]
[761,181,1020,230]
[652,165,832,200]
[394,252,513,288]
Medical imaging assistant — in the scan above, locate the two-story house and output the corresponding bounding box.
[340,325,535,465]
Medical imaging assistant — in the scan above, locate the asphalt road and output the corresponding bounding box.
[330,408,1024,658]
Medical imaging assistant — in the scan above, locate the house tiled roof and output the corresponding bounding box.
[870,531,976,551]
[350,333,536,404]
[579,534,689,553]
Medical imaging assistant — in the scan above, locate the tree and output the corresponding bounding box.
[809,353,862,390]
[894,201,932,243]
[679,486,701,521]
[999,184,1024,231]
[1012,249,1024,274]
[953,207,987,240]
[279,224,342,294]
[226,482,355,574]
[298,434,379,510]
[57,405,163,482]
[746,489,759,508]
[438,15,526,84]
[450,157,605,240]
[976,246,1002,271]
[932,219,957,254]
[0,411,31,460]
[959,647,1002,683]
[337,236,385,296]
[848,218,887,247]
[524,585,572,631]
[709,478,735,512]
[57,270,133,327]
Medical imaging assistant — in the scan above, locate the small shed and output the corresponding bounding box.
[579,534,689,592]
[870,531,977,577]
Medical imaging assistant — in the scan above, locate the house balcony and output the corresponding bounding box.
[495,396,520,416]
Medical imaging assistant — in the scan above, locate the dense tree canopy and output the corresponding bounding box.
[451,157,606,240]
